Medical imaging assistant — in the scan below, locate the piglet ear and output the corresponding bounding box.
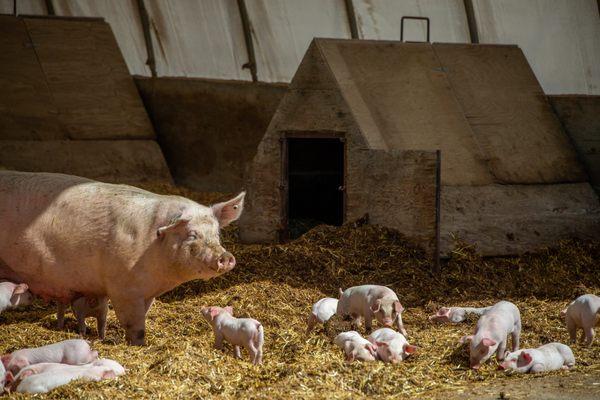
[224,306,233,315]
[102,370,116,379]
[393,301,404,313]
[209,307,220,320]
[459,335,473,344]
[345,352,355,363]
[370,299,382,313]
[157,217,191,238]
[404,344,417,354]
[1,355,11,368]
[375,341,388,348]
[12,283,28,295]
[4,371,14,384]
[212,192,245,228]
[481,338,497,347]
[521,352,532,364]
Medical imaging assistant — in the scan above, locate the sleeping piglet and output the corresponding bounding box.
[429,306,492,324]
[0,282,33,313]
[1,339,98,375]
[561,294,600,346]
[368,328,416,364]
[11,360,124,394]
[460,301,521,369]
[334,331,378,362]
[306,297,338,334]
[57,296,109,339]
[201,306,264,365]
[337,285,407,335]
[499,342,575,373]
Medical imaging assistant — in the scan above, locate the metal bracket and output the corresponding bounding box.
[401,16,430,43]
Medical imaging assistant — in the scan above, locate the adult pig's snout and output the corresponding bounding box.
[216,251,236,272]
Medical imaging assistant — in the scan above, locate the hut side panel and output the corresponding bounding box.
[433,43,586,184]
[441,183,600,255]
[0,16,63,140]
[348,149,438,255]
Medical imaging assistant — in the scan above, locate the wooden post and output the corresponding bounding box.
[463,0,479,44]
[434,150,441,273]
[237,0,258,82]
[136,0,157,77]
[13,0,17,15]
[344,0,359,39]
[44,0,55,15]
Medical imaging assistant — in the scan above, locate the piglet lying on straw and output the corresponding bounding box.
[499,343,575,373]
[202,306,264,365]
[368,328,416,364]
[334,331,378,363]
[1,339,98,376]
[6,358,125,393]
[429,306,492,324]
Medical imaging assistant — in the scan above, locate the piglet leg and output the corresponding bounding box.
[234,346,242,359]
[566,317,577,343]
[56,304,67,329]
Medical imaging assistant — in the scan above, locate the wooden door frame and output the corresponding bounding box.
[278,130,347,241]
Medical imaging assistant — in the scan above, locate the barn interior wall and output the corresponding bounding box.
[134,77,286,192]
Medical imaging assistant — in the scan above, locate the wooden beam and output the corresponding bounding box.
[237,0,258,82]
[136,0,157,77]
[463,0,479,44]
[434,150,441,273]
[344,0,359,39]
[44,0,54,15]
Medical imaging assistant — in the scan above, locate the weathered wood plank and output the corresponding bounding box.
[24,17,155,140]
[0,15,63,139]
[441,183,600,256]
[434,44,586,184]
[0,140,172,184]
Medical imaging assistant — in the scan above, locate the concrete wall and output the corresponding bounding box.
[135,77,286,192]
[550,95,600,195]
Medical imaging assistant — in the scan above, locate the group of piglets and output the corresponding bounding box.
[428,293,600,373]
[308,285,417,364]
[308,285,598,373]
[1,280,108,339]
[0,339,124,393]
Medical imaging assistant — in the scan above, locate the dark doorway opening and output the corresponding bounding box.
[286,137,344,239]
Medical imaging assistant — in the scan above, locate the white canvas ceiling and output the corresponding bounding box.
[2,0,599,94]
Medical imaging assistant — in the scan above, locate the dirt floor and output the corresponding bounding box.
[0,185,598,399]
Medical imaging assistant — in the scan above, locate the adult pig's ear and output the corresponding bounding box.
[393,301,404,313]
[157,217,191,238]
[212,192,245,227]
[12,283,28,295]
[370,299,382,313]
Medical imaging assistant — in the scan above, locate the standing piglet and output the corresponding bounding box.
[499,342,575,373]
[0,282,33,313]
[306,297,338,334]
[460,301,521,369]
[56,296,109,339]
[429,306,492,324]
[334,331,377,362]
[561,294,600,346]
[201,306,263,365]
[337,285,407,335]
[368,328,416,364]
[1,339,98,375]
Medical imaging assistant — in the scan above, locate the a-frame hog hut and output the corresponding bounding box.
[239,38,600,256]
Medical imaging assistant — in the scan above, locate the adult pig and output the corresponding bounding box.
[0,171,244,345]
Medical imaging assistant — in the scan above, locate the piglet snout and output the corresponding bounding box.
[217,252,236,272]
[497,364,505,370]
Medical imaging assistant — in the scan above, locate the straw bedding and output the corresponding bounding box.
[0,184,598,399]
